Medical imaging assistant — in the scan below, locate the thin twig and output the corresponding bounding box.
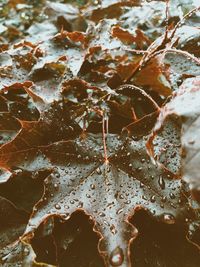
[152,48,200,65]
[169,6,200,41]
[126,4,200,82]
[118,84,160,111]
[123,48,148,55]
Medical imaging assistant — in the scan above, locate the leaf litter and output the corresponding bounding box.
[0,0,200,266]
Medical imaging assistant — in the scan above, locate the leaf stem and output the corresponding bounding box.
[102,116,109,164]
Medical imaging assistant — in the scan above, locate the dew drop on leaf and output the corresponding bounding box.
[140,182,144,188]
[110,224,117,235]
[116,208,123,214]
[109,247,124,266]
[90,184,95,190]
[54,183,59,189]
[78,202,83,208]
[150,195,156,203]
[55,172,60,178]
[169,192,175,199]
[62,213,70,220]
[23,247,29,256]
[55,204,61,210]
[158,175,165,189]
[161,196,167,202]
[96,167,101,175]
[99,212,105,217]
[163,213,175,224]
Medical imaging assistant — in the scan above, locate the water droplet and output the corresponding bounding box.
[55,204,61,210]
[150,195,156,203]
[90,184,95,190]
[163,213,175,224]
[161,196,167,202]
[110,224,117,234]
[110,247,124,266]
[54,183,59,189]
[55,172,60,178]
[62,213,70,220]
[140,182,144,188]
[96,167,101,175]
[169,193,175,199]
[99,212,106,217]
[116,208,123,214]
[78,202,83,208]
[158,176,165,190]
[185,217,189,223]
[24,247,29,256]
[107,165,111,172]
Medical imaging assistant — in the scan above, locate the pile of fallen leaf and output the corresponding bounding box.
[0,0,200,266]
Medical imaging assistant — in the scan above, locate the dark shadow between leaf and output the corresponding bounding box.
[130,210,200,267]
[31,211,104,267]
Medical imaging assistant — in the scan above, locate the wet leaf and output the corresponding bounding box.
[149,76,200,201]
[0,0,200,266]
[0,109,197,266]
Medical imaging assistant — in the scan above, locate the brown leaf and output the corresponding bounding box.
[112,26,150,49]
[0,114,194,266]
[133,56,172,97]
